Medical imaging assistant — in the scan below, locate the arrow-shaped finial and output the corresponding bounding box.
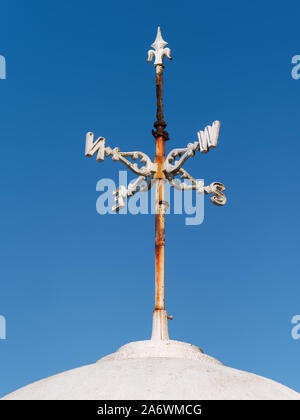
[147,26,172,67]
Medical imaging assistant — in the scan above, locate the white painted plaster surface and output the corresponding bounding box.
[3,340,300,400]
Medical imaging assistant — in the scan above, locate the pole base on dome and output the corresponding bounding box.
[151,309,169,341]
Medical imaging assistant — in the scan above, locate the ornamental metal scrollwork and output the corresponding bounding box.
[166,168,226,206]
[85,132,156,177]
[85,119,226,210]
[164,121,221,174]
[112,176,153,212]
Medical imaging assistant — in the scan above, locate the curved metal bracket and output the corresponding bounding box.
[164,121,221,174]
[166,168,227,206]
[105,147,155,177]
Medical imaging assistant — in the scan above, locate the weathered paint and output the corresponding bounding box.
[151,42,170,340]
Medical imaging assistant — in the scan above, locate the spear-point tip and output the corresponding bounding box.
[147,26,171,66]
[152,26,167,49]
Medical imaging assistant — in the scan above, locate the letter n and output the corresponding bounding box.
[85,132,106,162]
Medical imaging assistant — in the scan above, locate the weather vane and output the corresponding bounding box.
[85,27,227,341]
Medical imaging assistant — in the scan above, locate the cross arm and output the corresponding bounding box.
[112,176,153,212]
[166,167,227,206]
[164,121,221,174]
[85,132,156,177]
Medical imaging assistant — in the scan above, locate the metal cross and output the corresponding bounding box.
[85,27,227,341]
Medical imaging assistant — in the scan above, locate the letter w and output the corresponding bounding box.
[197,120,220,153]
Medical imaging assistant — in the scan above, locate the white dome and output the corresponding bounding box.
[3,340,300,400]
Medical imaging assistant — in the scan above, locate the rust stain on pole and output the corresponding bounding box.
[155,138,165,311]
[152,64,169,142]
[147,27,172,340]
[153,63,168,333]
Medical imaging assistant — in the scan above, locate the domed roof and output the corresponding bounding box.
[3,340,300,400]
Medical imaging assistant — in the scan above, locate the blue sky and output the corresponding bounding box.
[0,0,300,397]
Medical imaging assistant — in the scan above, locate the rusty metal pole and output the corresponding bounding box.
[146,27,172,340]
[151,62,170,341]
